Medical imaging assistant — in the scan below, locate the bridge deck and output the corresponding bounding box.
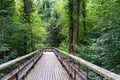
[25,52,71,80]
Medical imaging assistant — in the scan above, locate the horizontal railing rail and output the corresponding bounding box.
[0,49,43,80]
[54,48,120,80]
[0,49,40,70]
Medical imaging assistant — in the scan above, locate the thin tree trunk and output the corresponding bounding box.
[23,0,34,52]
[0,17,2,55]
[0,0,2,38]
[75,0,80,46]
[74,0,80,53]
[23,0,28,54]
[83,0,86,35]
[23,0,30,22]
[0,0,1,4]
[68,0,74,53]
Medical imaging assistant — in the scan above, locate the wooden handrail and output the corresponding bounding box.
[0,49,41,70]
[54,48,120,80]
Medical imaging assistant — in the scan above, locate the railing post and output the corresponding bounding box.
[33,58,34,64]
[68,57,71,75]
[100,76,104,80]
[74,70,76,80]
[32,58,35,68]
[0,70,1,80]
[10,65,13,75]
[86,67,89,80]
[16,73,18,80]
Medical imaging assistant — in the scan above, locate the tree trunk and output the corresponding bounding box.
[23,0,34,53]
[75,0,80,46]
[0,12,1,41]
[23,0,29,54]
[68,0,74,53]
[0,0,2,39]
[74,0,80,53]
[0,0,1,4]
[23,0,30,23]
[83,0,86,35]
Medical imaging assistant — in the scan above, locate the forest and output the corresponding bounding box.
[0,0,120,75]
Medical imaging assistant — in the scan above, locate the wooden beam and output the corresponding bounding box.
[0,49,41,70]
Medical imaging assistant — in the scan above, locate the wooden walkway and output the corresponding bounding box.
[25,52,71,80]
[1,48,120,80]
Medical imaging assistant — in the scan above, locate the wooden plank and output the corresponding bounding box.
[25,52,71,80]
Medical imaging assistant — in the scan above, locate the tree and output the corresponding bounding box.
[39,0,64,47]
[68,0,74,52]
[77,0,120,74]
[39,0,51,23]
[47,11,64,47]
[82,0,86,35]
[0,0,15,57]
[22,0,35,53]
[74,0,80,51]
[0,0,47,64]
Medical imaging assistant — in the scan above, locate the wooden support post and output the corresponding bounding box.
[100,76,104,80]
[10,65,13,75]
[68,56,71,75]
[0,70,1,80]
[74,70,76,80]
[33,58,34,64]
[86,67,89,80]
[32,58,35,68]
[78,63,81,70]
[16,73,18,80]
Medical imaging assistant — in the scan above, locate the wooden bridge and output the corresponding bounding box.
[0,48,120,80]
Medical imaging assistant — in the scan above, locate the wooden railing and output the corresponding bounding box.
[54,48,120,80]
[0,49,43,80]
[0,48,120,80]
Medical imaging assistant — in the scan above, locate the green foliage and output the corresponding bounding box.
[0,43,9,52]
[39,0,65,47]
[0,0,47,64]
[0,0,15,16]
[76,0,120,74]
[0,0,120,75]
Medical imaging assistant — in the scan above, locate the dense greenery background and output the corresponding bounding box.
[0,0,120,74]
